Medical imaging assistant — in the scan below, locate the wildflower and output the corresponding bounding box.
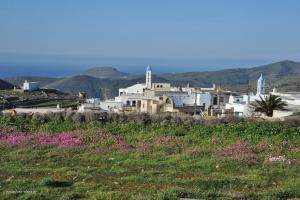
[111,142,133,151]
[37,131,82,147]
[268,155,286,162]
[155,136,174,143]
[0,134,30,145]
[223,143,258,165]
[136,142,153,152]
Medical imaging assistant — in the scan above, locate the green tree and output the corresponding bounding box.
[251,94,287,117]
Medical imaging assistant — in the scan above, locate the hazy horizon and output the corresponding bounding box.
[0,52,291,77]
[1,1,300,77]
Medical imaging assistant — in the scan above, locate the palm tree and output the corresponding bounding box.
[251,94,287,117]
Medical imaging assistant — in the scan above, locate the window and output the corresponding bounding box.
[220,97,224,103]
[213,96,218,105]
[132,101,136,106]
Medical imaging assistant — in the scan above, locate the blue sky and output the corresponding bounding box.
[0,0,300,76]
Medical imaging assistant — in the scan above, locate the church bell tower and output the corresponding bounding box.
[146,66,152,89]
[257,73,265,95]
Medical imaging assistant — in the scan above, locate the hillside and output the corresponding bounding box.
[81,67,129,79]
[1,116,300,199]
[0,79,14,90]
[160,60,300,91]
[4,76,60,87]
[3,60,300,97]
[44,75,169,98]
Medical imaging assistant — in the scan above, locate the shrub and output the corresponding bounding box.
[42,178,72,188]
[84,112,99,122]
[65,110,75,121]
[139,113,151,124]
[32,113,47,123]
[15,112,27,120]
[150,114,163,123]
[53,112,64,122]
[161,114,173,124]
[71,112,85,123]
[282,116,300,128]
[181,115,197,125]
[220,116,245,124]
[25,113,33,121]
[44,112,64,122]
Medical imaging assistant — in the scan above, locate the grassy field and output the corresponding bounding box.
[0,117,300,199]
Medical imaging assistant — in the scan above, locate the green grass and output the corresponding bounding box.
[0,119,300,199]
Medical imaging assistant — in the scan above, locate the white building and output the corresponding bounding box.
[270,89,300,117]
[119,83,146,96]
[225,74,300,118]
[98,66,230,115]
[99,100,123,112]
[257,74,265,95]
[225,74,268,117]
[78,103,101,113]
[23,80,39,91]
[146,66,152,89]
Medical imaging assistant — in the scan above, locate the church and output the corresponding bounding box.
[80,66,300,118]
[98,66,232,115]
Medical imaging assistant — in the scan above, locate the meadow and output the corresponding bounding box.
[0,115,300,200]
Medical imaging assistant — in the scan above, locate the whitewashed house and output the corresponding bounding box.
[23,80,39,91]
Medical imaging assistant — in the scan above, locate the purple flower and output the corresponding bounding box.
[0,134,30,144]
[223,143,258,165]
[136,142,153,151]
[37,131,82,147]
[111,142,133,151]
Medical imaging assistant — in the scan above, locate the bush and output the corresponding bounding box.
[32,113,47,123]
[84,112,99,122]
[65,110,76,121]
[282,116,300,128]
[220,116,245,124]
[15,112,27,120]
[150,114,163,123]
[53,112,64,122]
[71,112,85,123]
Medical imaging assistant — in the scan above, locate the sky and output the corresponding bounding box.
[0,0,300,76]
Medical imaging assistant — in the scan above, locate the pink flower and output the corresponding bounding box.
[136,142,153,151]
[111,142,133,151]
[0,134,30,144]
[37,131,82,147]
[223,143,258,165]
[224,143,248,152]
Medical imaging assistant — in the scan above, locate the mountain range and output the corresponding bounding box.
[2,60,300,98]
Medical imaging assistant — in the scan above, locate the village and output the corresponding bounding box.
[3,66,300,119]
[78,66,300,119]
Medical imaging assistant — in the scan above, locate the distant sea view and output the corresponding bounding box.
[0,53,280,77]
